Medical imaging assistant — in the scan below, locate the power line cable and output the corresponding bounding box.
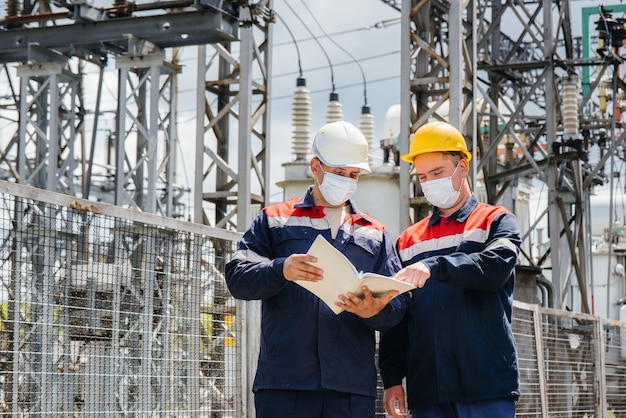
[272,50,399,79]
[297,0,369,107]
[275,10,304,78]
[282,0,336,93]
[273,17,401,49]
[271,75,399,101]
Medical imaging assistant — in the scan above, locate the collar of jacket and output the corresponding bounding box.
[428,193,479,226]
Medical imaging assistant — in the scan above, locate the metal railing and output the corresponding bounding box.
[374,301,626,417]
[0,180,242,417]
[512,301,626,418]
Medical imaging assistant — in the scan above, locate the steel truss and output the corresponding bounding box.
[193,2,273,231]
[16,52,80,194]
[192,4,273,415]
[3,182,239,415]
[0,1,254,416]
[115,53,180,215]
[400,0,625,313]
[0,0,240,219]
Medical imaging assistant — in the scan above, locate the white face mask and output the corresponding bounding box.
[420,163,462,209]
[317,168,358,206]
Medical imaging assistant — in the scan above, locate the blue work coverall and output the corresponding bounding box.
[225,187,408,401]
[379,194,521,411]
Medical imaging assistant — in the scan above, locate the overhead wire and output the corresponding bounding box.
[272,51,399,80]
[275,10,304,78]
[272,17,401,48]
[296,0,369,107]
[272,75,399,101]
[282,0,336,94]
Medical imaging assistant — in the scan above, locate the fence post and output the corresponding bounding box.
[532,304,549,418]
[595,319,608,417]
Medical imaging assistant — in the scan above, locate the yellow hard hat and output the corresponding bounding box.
[401,121,472,163]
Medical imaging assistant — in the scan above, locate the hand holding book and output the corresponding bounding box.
[296,235,415,314]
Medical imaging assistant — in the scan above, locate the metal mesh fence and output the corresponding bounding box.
[512,306,543,417]
[377,303,626,418]
[0,181,241,417]
[513,301,626,418]
[605,322,626,415]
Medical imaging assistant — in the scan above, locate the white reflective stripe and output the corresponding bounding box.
[267,212,383,245]
[342,223,384,243]
[484,237,519,255]
[231,249,272,263]
[398,228,488,262]
[399,232,465,261]
[266,215,290,228]
[399,229,518,262]
[267,214,328,231]
[464,227,489,243]
[398,233,459,262]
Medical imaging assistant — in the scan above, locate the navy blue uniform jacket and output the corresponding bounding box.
[225,187,408,397]
[379,195,521,409]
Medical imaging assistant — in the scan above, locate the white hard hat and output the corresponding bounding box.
[311,121,371,173]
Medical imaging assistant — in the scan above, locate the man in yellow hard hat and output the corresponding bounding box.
[225,120,409,418]
[379,121,522,418]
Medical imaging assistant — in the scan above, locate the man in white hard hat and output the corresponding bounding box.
[379,121,521,418]
[225,120,409,418]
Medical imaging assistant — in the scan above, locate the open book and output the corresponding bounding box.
[297,235,415,314]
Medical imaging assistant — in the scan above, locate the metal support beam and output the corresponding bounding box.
[114,53,181,215]
[193,4,272,417]
[193,3,272,230]
[474,0,605,314]
[16,55,80,193]
[0,10,238,63]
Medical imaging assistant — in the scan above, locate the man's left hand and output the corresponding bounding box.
[337,286,399,318]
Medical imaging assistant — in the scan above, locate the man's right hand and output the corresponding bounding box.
[396,261,430,288]
[384,385,407,417]
[283,254,324,282]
